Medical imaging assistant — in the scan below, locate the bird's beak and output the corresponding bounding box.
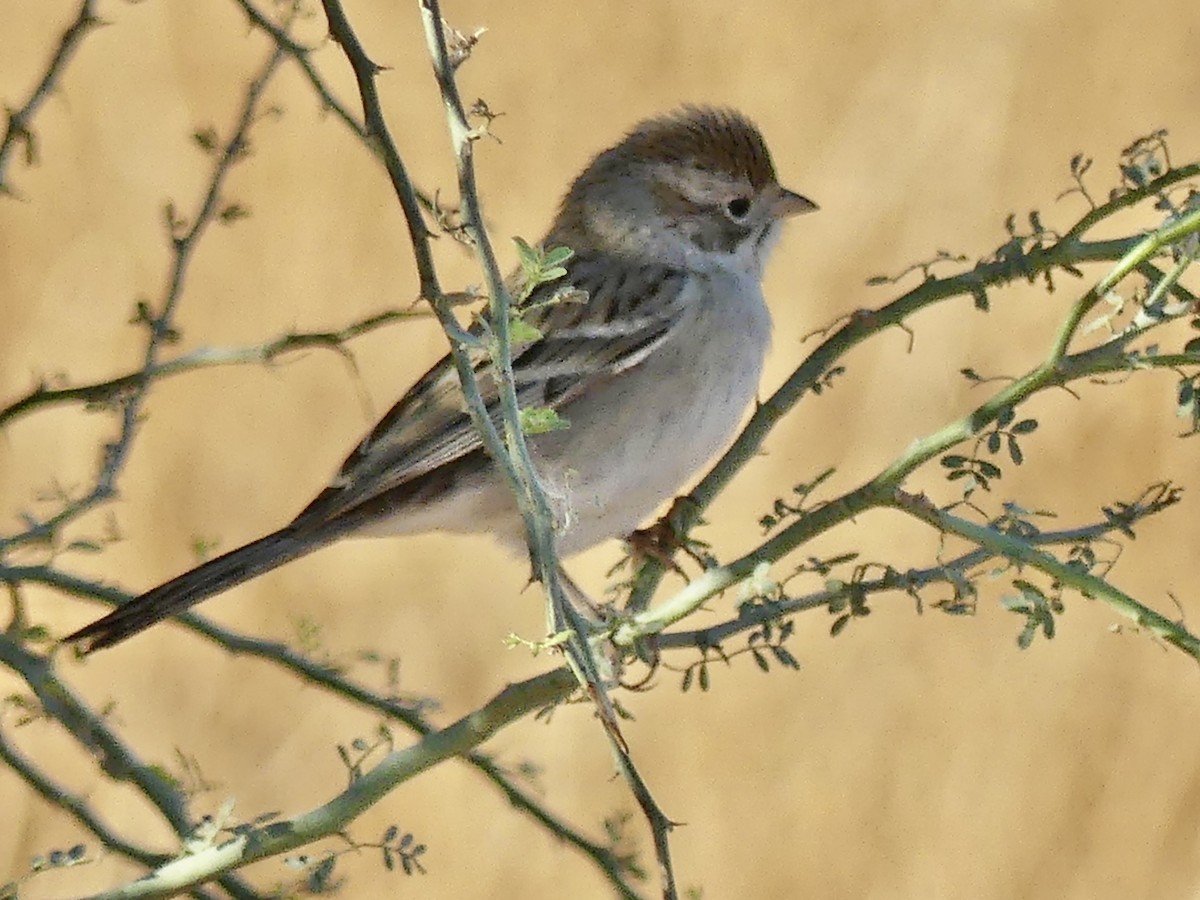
[771,186,818,219]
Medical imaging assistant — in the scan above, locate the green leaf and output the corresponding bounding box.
[508,317,543,343]
[977,460,1002,479]
[1017,623,1036,650]
[1012,579,1045,601]
[513,236,538,271]
[519,407,570,435]
[1007,435,1024,465]
[771,646,800,669]
[1040,612,1056,640]
[1000,594,1030,613]
[542,245,574,268]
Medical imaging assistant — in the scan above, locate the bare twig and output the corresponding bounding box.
[231,0,364,138]
[6,564,642,898]
[656,482,1183,649]
[0,637,261,900]
[892,492,1200,658]
[232,0,445,218]
[0,307,429,432]
[0,0,102,197]
[75,667,579,900]
[627,164,1200,614]
[317,0,442,298]
[1,41,289,552]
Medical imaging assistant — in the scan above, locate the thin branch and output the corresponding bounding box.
[0,307,429,432]
[2,41,290,553]
[0,727,171,868]
[1050,205,1200,360]
[315,0,523,518]
[657,482,1182,649]
[317,0,440,300]
[413,1,605,683]
[892,492,1200,658]
[1061,160,1200,243]
[0,0,102,196]
[618,209,1200,658]
[316,0,524,525]
[232,0,444,218]
[4,563,643,899]
[627,166,1200,613]
[0,637,261,899]
[231,0,366,139]
[415,3,675,896]
[79,668,579,900]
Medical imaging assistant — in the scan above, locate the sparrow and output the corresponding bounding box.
[66,106,816,652]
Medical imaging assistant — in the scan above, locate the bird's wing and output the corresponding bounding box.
[294,255,691,525]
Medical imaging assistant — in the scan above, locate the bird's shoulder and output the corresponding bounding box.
[294,251,695,524]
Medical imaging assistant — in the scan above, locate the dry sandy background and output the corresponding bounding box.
[3,1,1200,898]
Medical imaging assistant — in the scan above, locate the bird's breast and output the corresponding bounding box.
[536,270,772,554]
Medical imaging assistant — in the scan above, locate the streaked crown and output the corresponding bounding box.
[610,107,779,189]
[549,106,815,270]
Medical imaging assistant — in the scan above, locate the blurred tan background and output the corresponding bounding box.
[4,1,1200,898]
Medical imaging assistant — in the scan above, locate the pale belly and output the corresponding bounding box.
[358,271,773,557]
[532,272,772,554]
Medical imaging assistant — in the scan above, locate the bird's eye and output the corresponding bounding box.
[725,197,752,219]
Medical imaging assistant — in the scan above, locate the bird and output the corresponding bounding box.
[65,106,817,653]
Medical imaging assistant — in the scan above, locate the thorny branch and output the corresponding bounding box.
[0,636,260,899]
[2,40,289,553]
[5,3,1200,898]
[0,0,102,197]
[0,307,429,432]
[655,482,1183,651]
[60,668,581,900]
[2,6,642,897]
[2,561,643,899]
[626,153,1200,659]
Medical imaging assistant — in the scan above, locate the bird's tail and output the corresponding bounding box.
[65,524,330,653]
